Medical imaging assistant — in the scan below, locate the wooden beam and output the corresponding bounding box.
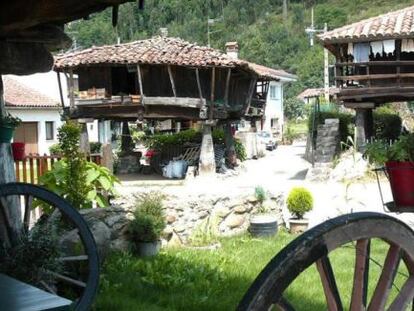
[0,0,135,37]
[56,72,65,109]
[167,65,177,98]
[336,73,414,81]
[0,41,53,75]
[143,97,206,108]
[210,67,216,120]
[69,69,75,109]
[195,68,203,100]
[5,24,72,51]
[224,68,231,106]
[136,64,144,97]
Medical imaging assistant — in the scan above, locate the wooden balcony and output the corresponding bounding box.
[335,61,414,103]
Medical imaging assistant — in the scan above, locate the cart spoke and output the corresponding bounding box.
[368,244,401,311]
[47,271,86,288]
[316,256,343,311]
[388,276,414,311]
[57,255,88,262]
[23,194,33,232]
[275,296,296,311]
[350,239,371,311]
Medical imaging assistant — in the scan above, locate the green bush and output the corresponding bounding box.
[128,192,166,243]
[286,187,313,219]
[234,139,247,161]
[39,122,119,211]
[373,107,402,141]
[308,111,354,144]
[49,143,62,155]
[365,133,414,165]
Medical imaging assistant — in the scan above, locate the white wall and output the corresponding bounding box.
[8,109,63,155]
[263,81,284,134]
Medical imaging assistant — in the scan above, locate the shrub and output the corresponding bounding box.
[308,111,354,144]
[255,186,267,213]
[128,192,166,243]
[49,143,62,155]
[234,139,247,161]
[286,187,313,219]
[39,122,119,211]
[373,108,402,141]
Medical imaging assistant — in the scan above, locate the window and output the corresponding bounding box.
[269,85,281,100]
[45,122,54,140]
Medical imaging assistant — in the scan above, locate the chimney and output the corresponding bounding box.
[159,27,168,38]
[225,41,239,59]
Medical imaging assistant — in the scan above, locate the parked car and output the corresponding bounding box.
[257,131,277,151]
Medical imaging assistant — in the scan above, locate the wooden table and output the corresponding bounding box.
[0,273,73,311]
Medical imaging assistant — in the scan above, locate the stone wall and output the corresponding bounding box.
[76,191,285,257]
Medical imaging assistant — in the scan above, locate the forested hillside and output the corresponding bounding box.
[66,0,414,105]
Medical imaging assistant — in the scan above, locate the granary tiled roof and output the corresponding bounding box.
[247,62,297,81]
[297,87,339,100]
[54,36,247,70]
[4,77,60,108]
[319,5,414,44]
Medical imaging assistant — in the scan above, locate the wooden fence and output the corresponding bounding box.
[14,154,102,184]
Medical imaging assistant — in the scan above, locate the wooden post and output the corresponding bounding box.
[195,68,203,100]
[69,69,75,109]
[244,77,258,115]
[57,72,65,109]
[137,64,144,97]
[0,75,22,247]
[224,122,237,167]
[167,65,177,98]
[224,68,231,106]
[355,108,367,151]
[210,67,216,120]
[198,123,216,176]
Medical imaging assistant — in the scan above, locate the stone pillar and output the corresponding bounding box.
[198,123,216,176]
[79,123,90,155]
[224,122,237,168]
[355,108,374,150]
[121,121,133,154]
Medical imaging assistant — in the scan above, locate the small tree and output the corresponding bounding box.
[58,122,91,209]
[286,187,313,219]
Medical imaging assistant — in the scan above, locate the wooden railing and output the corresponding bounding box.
[14,154,102,184]
[334,61,414,89]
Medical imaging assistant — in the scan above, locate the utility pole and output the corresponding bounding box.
[305,8,330,102]
[283,0,288,23]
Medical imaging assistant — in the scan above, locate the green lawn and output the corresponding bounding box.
[287,120,308,137]
[95,231,408,311]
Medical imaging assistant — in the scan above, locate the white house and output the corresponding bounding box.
[4,72,113,155]
[4,76,63,155]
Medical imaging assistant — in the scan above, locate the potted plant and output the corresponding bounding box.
[249,186,278,237]
[286,187,313,234]
[128,192,166,257]
[0,113,21,143]
[365,134,414,209]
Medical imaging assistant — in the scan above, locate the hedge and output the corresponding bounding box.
[308,111,354,143]
[373,107,402,141]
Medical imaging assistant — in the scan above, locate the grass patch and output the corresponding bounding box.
[95,232,409,310]
[287,120,308,136]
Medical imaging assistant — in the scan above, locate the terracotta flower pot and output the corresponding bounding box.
[289,218,309,234]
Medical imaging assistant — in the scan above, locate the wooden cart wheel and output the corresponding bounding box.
[0,183,99,311]
[238,212,414,311]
